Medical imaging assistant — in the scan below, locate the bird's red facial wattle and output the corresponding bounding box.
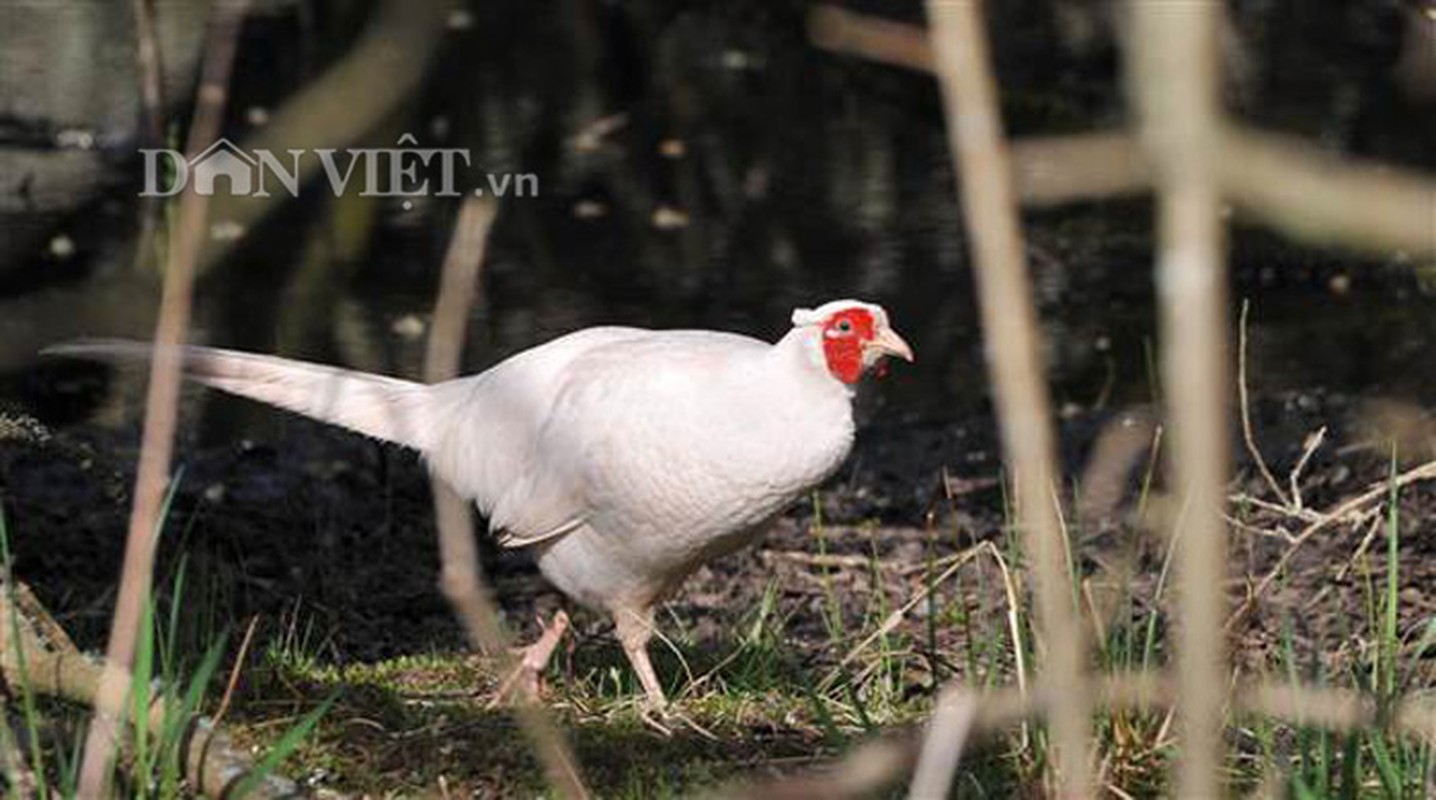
[820,309,877,383]
[819,307,914,383]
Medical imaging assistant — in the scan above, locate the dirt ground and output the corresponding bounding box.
[2,382,1431,682]
[0,382,1433,796]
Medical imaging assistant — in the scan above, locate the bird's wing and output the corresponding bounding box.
[506,331,779,548]
[421,327,652,549]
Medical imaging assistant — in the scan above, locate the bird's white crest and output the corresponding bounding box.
[790,299,886,328]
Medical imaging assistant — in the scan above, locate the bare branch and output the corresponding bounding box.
[422,197,592,800]
[1126,3,1231,797]
[129,0,169,271]
[1219,126,1436,258]
[808,7,1436,257]
[924,0,1092,794]
[1238,300,1291,505]
[1011,132,1151,206]
[907,688,980,800]
[129,0,167,150]
[808,6,933,74]
[77,3,249,795]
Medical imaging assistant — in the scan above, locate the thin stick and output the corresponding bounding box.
[825,542,985,678]
[808,5,933,73]
[209,615,260,729]
[713,673,1436,798]
[925,1,1092,795]
[130,0,168,271]
[14,581,79,655]
[1225,458,1436,632]
[1010,132,1150,207]
[807,7,1436,256]
[130,0,167,148]
[1286,427,1326,512]
[422,197,591,800]
[1127,3,1230,796]
[76,3,248,796]
[907,688,979,800]
[1238,300,1290,505]
[1219,126,1436,258]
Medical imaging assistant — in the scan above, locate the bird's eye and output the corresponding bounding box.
[836,319,853,333]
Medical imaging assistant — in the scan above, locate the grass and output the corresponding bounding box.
[1,449,1432,797]
[206,463,1429,798]
[0,501,327,799]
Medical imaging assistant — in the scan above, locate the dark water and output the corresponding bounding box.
[2,0,1434,430]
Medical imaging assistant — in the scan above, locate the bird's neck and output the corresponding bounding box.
[770,326,857,401]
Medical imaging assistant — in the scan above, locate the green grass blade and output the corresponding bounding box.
[1382,450,1400,699]
[161,556,189,679]
[231,692,337,799]
[159,633,229,796]
[1367,733,1401,799]
[1,507,52,800]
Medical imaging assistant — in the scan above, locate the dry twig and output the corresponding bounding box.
[705,734,919,800]
[906,688,980,800]
[822,541,1003,683]
[1,582,299,799]
[1010,132,1151,207]
[1218,126,1436,258]
[1238,301,1291,506]
[422,198,591,800]
[713,671,1436,799]
[925,0,1092,794]
[1127,3,1231,796]
[129,0,169,270]
[1225,458,1436,632]
[77,3,249,795]
[808,6,933,73]
[808,6,1436,257]
[129,0,167,149]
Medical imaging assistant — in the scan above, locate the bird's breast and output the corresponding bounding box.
[577,378,855,569]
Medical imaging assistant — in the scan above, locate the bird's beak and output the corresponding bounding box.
[866,327,915,363]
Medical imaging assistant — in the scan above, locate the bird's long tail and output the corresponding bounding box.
[44,340,432,450]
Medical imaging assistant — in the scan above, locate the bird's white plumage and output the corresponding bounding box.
[516,328,854,608]
[417,323,856,608]
[420,326,652,549]
[49,300,908,703]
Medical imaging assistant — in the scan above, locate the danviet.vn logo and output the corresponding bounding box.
[140,133,538,199]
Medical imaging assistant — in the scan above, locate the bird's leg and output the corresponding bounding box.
[612,606,667,708]
[489,609,570,707]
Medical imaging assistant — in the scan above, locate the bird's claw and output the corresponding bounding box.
[637,704,674,736]
[487,660,544,708]
[634,705,719,741]
[484,609,571,709]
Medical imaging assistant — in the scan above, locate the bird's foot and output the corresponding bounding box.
[637,705,673,736]
[636,705,719,741]
[486,609,571,708]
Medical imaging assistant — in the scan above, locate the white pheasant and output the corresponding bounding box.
[49,299,913,706]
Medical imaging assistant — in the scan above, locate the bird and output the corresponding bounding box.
[47,299,913,706]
